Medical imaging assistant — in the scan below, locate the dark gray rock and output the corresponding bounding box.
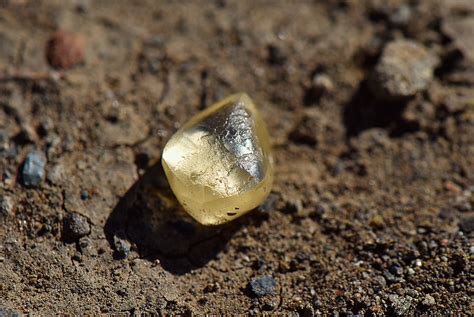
[248,275,276,298]
[21,151,46,187]
[63,213,91,241]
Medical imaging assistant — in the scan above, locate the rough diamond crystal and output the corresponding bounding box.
[162,93,273,225]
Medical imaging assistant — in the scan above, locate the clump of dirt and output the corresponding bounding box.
[0,1,472,315]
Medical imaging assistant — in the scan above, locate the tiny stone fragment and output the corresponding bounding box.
[459,216,474,233]
[0,195,14,217]
[80,190,89,200]
[47,163,65,185]
[21,151,46,188]
[63,213,91,241]
[304,73,333,105]
[312,73,334,94]
[389,5,412,27]
[370,40,437,100]
[389,264,403,276]
[374,275,386,288]
[113,234,131,259]
[248,275,276,298]
[369,215,384,229]
[78,237,90,253]
[422,294,436,306]
[389,294,413,316]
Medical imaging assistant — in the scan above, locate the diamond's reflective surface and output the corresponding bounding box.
[162,93,273,225]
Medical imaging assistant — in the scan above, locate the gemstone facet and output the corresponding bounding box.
[162,93,273,225]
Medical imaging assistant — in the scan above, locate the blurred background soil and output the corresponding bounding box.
[0,0,473,315]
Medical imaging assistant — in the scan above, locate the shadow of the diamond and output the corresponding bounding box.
[104,161,244,275]
[342,80,419,138]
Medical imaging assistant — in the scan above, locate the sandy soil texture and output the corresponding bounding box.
[0,0,473,315]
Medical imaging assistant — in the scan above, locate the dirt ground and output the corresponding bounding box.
[0,0,473,315]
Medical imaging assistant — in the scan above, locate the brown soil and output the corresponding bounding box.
[0,0,473,315]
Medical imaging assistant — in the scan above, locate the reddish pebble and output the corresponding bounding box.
[444,181,461,194]
[46,31,85,69]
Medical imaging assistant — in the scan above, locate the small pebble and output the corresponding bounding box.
[388,294,413,316]
[78,237,90,253]
[63,213,91,241]
[304,73,333,104]
[248,275,276,298]
[113,234,131,259]
[21,151,46,188]
[80,190,89,200]
[384,270,397,282]
[389,265,403,276]
[438,208,452,220]
[407,268,415,275]
[389,5,412,27]
[312,73,334,94]
[369,215,385,229]
[422,294,436,306]
[370,39,437,100]
[0,196,14,217]
[47,163,65,184]
[46,31,85,69]
[459,216,474,233]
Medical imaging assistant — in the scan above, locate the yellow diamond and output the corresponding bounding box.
[162,93,274,225]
